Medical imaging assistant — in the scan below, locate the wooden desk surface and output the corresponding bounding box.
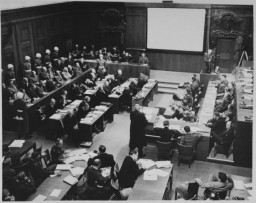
[8,140,36,157]
[128,165,173,200]
[27,161,87,201]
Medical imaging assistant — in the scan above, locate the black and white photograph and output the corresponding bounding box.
[1,0,255,201]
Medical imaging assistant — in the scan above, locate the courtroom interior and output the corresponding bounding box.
[1,0,254,201]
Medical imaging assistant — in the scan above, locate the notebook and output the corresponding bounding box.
[63,175,78,185]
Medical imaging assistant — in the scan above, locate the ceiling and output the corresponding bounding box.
[0,0,254,11]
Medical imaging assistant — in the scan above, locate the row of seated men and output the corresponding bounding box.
[205,75,236,157]
[171,74,202,122]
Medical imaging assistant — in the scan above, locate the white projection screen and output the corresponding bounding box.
[147,8,206,52]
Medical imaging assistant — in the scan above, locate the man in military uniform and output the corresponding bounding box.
[23,56,32,78]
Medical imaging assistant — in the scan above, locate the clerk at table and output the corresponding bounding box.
[157,120,174,142]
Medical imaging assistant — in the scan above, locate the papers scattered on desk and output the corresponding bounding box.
[80,117,94,124]
[95,105,108,111]
[93,110,104,115]
[70,167,85,176]
[244,183,252,189]
[50,114,63,120]
[68,148,87,157]
[56,164,73,171]
[155,161,172,168]
[88,151,98,158]
[101,167,111,177]
[63,175,78,185]
[33,194,47,201]
[156,169,169,177]
[9,140,25,148]
[63,157,77,164]
[233,179,245,190]
[144,169,158,181]
[137,159,155,169]
[76,154,91,162]
[50,189,62,197]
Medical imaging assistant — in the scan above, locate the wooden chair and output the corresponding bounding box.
[214,143,230,158]
[156,141,173,160]
[177,143,195,168]
[42,149,52,167]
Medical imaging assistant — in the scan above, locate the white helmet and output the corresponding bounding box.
[45,49,51,54]
[36,53,41,58]
[54,46,59,51]
[25,56,31,60]
[7,64,14,69]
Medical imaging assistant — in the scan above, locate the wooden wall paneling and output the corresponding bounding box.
[1,25,19,73]
[126,7,147,49]
[15,22,35,80]
[32,18,48,56]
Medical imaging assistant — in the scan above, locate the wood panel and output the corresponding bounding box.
[126,7,147,49]
[147,51,205,73]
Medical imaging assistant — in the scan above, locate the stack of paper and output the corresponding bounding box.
[144,169,158,181]
[137,159,155,169]
[56,164,73,171]
[68,149,87,157]
[233,180,245,190]
[93,110,104,115]
[63,157,77,164]
[80,118,94,124]
[95,105,108,111]
[50,189,62,197]
[101,167,111,177]
[50,114,63,120]
[9,140,25,148]
[33,194,47,201]
[70,167,85,176]
[156,161,172,168]
[63,175,78,185]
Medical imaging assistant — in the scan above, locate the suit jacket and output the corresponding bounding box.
[119,156,144,188]
[180,133,202,150]
[138,56,149,64]
[86,166,106,188]
[94,153,116,169]
[44,104,57,118]
[129,110,148,149]
[157,127,173,142]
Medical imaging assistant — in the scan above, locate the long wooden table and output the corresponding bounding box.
[79,103,113,141]
[6,140,36,158]
[27,160,87,201]
[84,60,150,81]
[132,79,158,111]
[233,67,253,168]
[128,165,173,200]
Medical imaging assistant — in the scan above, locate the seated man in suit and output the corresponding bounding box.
[180,126,202,151]
[50,138,65,164]
[9,171,36,201]
[119,149,145,189]
[88,145,116,171]
[44,98,57,119]
[195,172,234,200]
[205,112,226,135]
[30,151,56,187]
[157,120,173,142]
[129,79,141,96]
[86,159,110,193]
[211,121,234,153]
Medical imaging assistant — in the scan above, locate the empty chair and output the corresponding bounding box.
[177,143,195,168]
[42,149,52,167]
[175,180,199,200]
[156,141,173,160]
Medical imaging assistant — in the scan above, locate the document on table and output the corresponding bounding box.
[33,194,47,201]
[156,169,169,177]
[156,161,172,168]
[244,183,252,189]
[9,140,25,148]
[50,114,63,120]
[50,189,62,197]
[63,175,78,185]
[76,154,91,162]
[56,164,73,171]
[233,179,245,190]
[70,167,85,176]
[137,159,155,169]
[63,157,77,164]
[68,148,87,157]
[144,169,158,181]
